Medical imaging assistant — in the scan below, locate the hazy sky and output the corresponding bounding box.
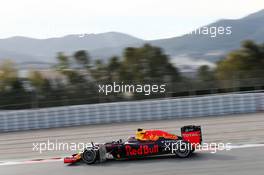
[0,0,263,40]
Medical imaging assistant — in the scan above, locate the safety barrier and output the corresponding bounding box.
[0,92,263,132]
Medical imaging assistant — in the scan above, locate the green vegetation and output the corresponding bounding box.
[216,40,264,81]
[0,41,263,109]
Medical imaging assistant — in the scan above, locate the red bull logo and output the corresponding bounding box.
[125,145,159,156]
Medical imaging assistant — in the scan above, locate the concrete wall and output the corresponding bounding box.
[0,92,263,132]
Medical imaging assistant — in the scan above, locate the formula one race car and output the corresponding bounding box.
[64,125,202,164]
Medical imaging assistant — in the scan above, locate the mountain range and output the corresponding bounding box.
[0,9,264,69]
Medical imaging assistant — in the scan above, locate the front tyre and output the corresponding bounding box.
[174,141,192,158]
[82,149,97,164]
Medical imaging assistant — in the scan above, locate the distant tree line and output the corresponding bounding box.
[0,41,263,109]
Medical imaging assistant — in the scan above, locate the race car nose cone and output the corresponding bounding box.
[64,157,77,163]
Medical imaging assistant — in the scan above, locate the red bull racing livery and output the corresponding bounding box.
[64,125,202,164]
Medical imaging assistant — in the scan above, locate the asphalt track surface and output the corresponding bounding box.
[0,113,264,175]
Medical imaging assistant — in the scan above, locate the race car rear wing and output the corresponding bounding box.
[181,125,202,145]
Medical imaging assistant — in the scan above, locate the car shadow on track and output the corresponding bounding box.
[66,152,236,167]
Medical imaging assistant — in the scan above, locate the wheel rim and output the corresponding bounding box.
[83,150,96,163]
[176,142,191,157]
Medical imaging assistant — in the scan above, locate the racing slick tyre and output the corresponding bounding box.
[82,149,97,164]
[174,141,192,158]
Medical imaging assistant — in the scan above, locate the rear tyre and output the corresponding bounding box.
[174,141,192,158]
[82,149,97,164]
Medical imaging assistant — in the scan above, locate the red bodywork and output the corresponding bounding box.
[140,130,177,141]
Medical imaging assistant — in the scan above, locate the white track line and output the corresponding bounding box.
[0,158,62,166]
[230,144,264,149]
